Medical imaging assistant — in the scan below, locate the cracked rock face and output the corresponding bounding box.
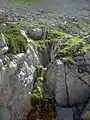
[45,53,90,107]
[0,42,39,120]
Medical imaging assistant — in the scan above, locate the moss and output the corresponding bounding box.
[31,65,45,105]
[64,37,84,52]
[47,29,69,40]
[4,27,28,54]
[82,44,90,51]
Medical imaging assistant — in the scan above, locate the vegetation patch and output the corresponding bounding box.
[64,37,84,52]
[34,40,45,53]
[4,27,27,54]
[31,65,45,105]
[82,44,90,51]
[47,29,69,40]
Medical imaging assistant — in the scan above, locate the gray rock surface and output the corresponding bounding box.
[0,36,40,120]
[45,58,90,107]
[27,28,43,40]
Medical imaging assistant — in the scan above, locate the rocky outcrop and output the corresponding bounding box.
[0,32,40,120]
[45,58,90,107]
[44,29,90,119]
[27,28,47,40]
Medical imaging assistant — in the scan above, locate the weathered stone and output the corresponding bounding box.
[45,57,90,107]
[0,33,6,48]
[0,46,8,55]
[45,60,68,107]
[56,107,73,120]
[0,24,7,31]
[27,28,43,40]
[0,39,6,48]
[0,59,3,68]
[0,41,40,120]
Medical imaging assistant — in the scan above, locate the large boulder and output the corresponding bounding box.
[27,28,43,40]
[0,41,40,120]
[45,57,90,107]
[27,28,47,40]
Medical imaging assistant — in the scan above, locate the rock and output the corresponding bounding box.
[71,17,78,22]
[26,42,40,66]
[45,58,90,107]
[56,107,73,120]
[0,61,35,120]
[0,39,6,48]
[0,59,3,68]
[87,35,90,41]
[27,28,43,40]
[38,9,45,13]
[0,42,40,120]
[3,55,10,65]
[0,24,7,31]
[0,33,6,47]
[0,46,8,55]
